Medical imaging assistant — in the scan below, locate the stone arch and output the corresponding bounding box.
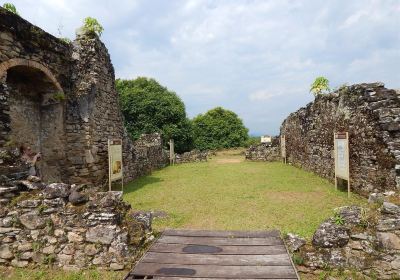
[0,58,63,92]
[1,58,67,182]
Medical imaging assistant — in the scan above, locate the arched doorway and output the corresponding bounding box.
[1,60,67,182]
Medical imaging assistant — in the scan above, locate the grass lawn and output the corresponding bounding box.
[0,268,126,280]
[124,149,366,238]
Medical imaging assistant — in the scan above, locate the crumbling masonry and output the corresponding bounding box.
[0,8,166,185]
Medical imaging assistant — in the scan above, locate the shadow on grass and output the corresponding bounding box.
[123,175,164,194]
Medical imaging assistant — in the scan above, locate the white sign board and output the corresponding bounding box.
[261,135,272,144]
[108,139,123,191]
[334,132,350,196]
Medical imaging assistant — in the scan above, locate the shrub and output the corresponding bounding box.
[81,17,104,37]
[59,37,72,44]
[3,3,19,15]
[310,76,330,96]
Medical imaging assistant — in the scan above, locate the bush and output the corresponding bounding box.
[310,76,330,96]
[80,17,104,37]
[192,107,249,150]
[3,3,19,15]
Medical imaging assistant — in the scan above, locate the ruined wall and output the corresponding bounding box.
[286,193,400,279]
[0,8,166,185]
[245,137,280,161]
[124,133,168,181]
[175,149,210,164]
[281,83,400,195]
[0,182,150,270]
[245,144,280,161]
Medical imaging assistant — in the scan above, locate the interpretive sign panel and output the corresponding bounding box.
[108,139,123,191]
[334,132,350,196]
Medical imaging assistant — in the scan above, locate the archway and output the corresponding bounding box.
[2,61,67,182]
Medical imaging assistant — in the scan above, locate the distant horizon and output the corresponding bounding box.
[8,0,400,135]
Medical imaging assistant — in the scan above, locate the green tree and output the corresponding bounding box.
[192,107,249,150]
[3,3,19,15]
[80,17,104,37]
[116,77,193,153]
[310,76,330,96]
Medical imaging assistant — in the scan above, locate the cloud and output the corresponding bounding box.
[249,91,282,101]
[8,0,400,135]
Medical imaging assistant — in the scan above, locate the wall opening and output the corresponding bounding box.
[6,65,66,182]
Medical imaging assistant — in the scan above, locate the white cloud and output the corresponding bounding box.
[249,91,282,101]
[8,0,400,135]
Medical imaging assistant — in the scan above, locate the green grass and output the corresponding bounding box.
[0,268,126,280]
[124,150,366,238]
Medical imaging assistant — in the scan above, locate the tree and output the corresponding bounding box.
[3,3,19,15]
[310,76,330,96]
[192,107,249,150]
[116,77,193,153]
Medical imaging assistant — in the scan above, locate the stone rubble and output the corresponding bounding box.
[174,149,212,164]
[0,178,151,270]
[290,193,400,279]
[245,143,280,162]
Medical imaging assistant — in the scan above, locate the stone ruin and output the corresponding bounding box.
[174,149,212,164]
[246,83,400,278]
[281,83,400,195]
[0,8,166,188]
[286,195,400,279]
[247,83,400,196]
[245,136,280,161]
[0,8,166,270]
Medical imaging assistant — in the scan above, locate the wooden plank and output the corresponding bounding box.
[149,243,288,255]
[163,229,280,238]
[142,252,292,266]
[133,263,297,279]
[158,236,283,246]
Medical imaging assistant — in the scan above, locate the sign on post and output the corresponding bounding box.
[281,135,286,164]
[334,132,350,197]
[108,139,123,192]
[169,139,175,165]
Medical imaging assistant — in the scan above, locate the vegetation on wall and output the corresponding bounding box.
[192,107,249,150]
[310,76,330,96]
[79,17,104,37]
[116,77,193,153]
[2,3,19,15]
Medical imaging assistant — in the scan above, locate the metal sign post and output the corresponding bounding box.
[281,135,286,164]
[334,132,350,197]
[108,139,123,192]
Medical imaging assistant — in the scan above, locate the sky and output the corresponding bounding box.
[6,0,400,135]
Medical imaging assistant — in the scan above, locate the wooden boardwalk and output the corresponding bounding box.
[125,229,299,280]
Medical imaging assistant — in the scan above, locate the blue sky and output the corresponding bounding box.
[7,0,400,135]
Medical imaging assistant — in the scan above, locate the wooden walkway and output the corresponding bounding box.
[125,229,299,280]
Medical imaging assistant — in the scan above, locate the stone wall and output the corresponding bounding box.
[245,138,280,161]
[0,8,166,186]
[287,193,400,279]
[175,149,211,164]
[0,181,150,270]
[124,133,168,180]
[281,83,400,195]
